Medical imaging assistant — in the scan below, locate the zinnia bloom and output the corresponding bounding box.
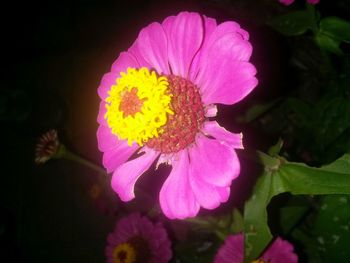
[306,0,319,4]
[278,0,319,5]
[105,213,172,263]
[278,0,295,5]
[35,129,60,164]
[214,233,298,263]
[97,11,258,219]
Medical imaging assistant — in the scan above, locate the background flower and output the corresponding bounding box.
[214,233,298,263]
[105,213,172,263]
[278,0,295,6]
[35,129,60,164]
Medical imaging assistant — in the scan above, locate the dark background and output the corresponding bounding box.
[1,0,349,262]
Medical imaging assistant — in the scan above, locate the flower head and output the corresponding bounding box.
[35,129,60,164]
[306,0,319,4]
[105,213,172,263]
[278,0,319,5]
[214,233,298,263]
[97,12,258,219]
[278,0,295,5]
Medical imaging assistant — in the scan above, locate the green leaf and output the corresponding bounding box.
[230,209,244,233]
[320,16,350,43]
[268,138,284,157]
[279,205,309,234]
[286,98,313,128]
[315,32,343,55]
[311,195,350,262]
[268,10,315,36]
[243,154,350,262]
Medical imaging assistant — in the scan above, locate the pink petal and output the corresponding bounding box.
[97,72,118,101]
[128,40,153,69]
[103,141,139,173]
[307,0,319,4]
[202,121,243,149]
[205,105,218,117]
[201,60,258,105]
[214,234,244,263]
[97,102,107,126]
[98,52,139,100]
[189,172,230,209]
[162,12,203,77]
[130,22,170,74]
[278,0,295,5]
[189,136,240,187]
[159,150,200,219]
[261,237,298,263]
[191,21,250,84]
[193,21,258,105]
[96,125,120,152]
[188,15,217,81]
[111,51,139,73]
[111,148,158,201]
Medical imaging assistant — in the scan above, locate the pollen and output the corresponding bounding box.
[104,67,173,146]
[146,75,205,153]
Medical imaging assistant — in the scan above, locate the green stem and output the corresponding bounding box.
[63,149,108,175]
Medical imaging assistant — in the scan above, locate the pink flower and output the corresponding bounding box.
[35,129,60,164]
[306,0,319,4]
[97,11,258,219]
[278,0,319,5]
[105,213,172,263]
[278,0,295,5]
[214,233,298,263]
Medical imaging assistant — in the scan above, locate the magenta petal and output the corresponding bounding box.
[103,141,139,173]
[201,60,258,105]
[189,136,240,187]
[111,51,139,74]
[279,0,295,5]
[202,121,243,149]
[188,15,217,82]
[193,20,258,105]
[189,172,230,209]
[159,150,200,219]
[204,21,250,48]
[97,102,107,126]
[162,12,203,77]
[307,0,319,4]
[98,52,139,101]
[111,148,158,201]
[261,237,298,263]
[97,72,118,101]
[214,234,244,263]
[132,22,170,74]
[97,125,120,151]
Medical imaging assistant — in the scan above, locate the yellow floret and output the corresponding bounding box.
[105,67,173,146]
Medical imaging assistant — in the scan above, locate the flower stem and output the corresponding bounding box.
[63,149,107,175]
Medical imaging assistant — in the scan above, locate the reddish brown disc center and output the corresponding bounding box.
[117,250,127,262]
[119,87,145,117]
[146,75,205,153]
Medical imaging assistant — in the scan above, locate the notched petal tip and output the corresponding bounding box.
[159,151,200,219]
[111,148,158,202]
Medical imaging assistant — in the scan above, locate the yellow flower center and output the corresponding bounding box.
[251,259,265,263]
[105,67,173,146]
[112,243,136,263]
